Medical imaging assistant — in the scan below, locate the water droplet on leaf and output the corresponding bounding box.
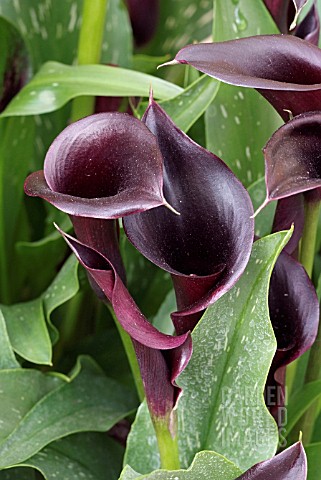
[234,7,248,32]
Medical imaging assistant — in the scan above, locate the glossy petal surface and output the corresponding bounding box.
[25,112,167,219]
[236,442,307,479]
[124,100,254,334]
[263,111,321,204]
[174,35,321,119]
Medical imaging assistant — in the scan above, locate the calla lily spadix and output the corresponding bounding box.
[124,99,254,334]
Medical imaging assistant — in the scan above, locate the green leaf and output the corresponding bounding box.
[0,116,35,303]
[1,62,183,118]
[248,178,277,237]
[0,356,136,469]
[205,0,281,186]
[0,255,79,365]
[15,219,70,298]
[132,55,170,75]
[0,310,19,369]
[144,0,213,56]
[12,433,124,480]
[285,381,321,437]
[1,299,51,365]
[152,290,176,335]
[103,0,132,68]
[125,231,291,473]
[0,0,83,69]
[0,369,63,443]
[42,254,79,320]
[177,232,291,470]
[306,442,321,480]
[120,451,241,480]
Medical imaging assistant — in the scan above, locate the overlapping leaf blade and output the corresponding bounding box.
[1,62,182,118]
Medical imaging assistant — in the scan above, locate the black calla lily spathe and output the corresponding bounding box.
[124,99,254,335]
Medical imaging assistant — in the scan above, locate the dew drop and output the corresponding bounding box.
[234,7,248,32]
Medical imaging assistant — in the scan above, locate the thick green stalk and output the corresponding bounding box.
[295,198,321,443]
[70,0,108,122]
[107,305,145,402]
[299,199,320,277]
[296,315,321,444]
[153,414,181,470]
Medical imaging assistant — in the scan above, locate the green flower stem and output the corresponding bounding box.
[294,198,321,443]
[70,0,108,122]
[107,305,145,402]
[296,315,321,444]
[153,414,181,470]
[299,199,320,278]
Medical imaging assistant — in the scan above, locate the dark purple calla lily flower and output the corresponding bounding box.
[56,226,192,432]
[236,442,307,479]
[258,111,321,211]
[24,112,176,283]
[266,249,319,421]
[171,35,321,121]
[123,99,254,335]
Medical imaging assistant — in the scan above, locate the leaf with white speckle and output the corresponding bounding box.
[1,62,183,118]
[143,0,213,56]
[125,231,291,473]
